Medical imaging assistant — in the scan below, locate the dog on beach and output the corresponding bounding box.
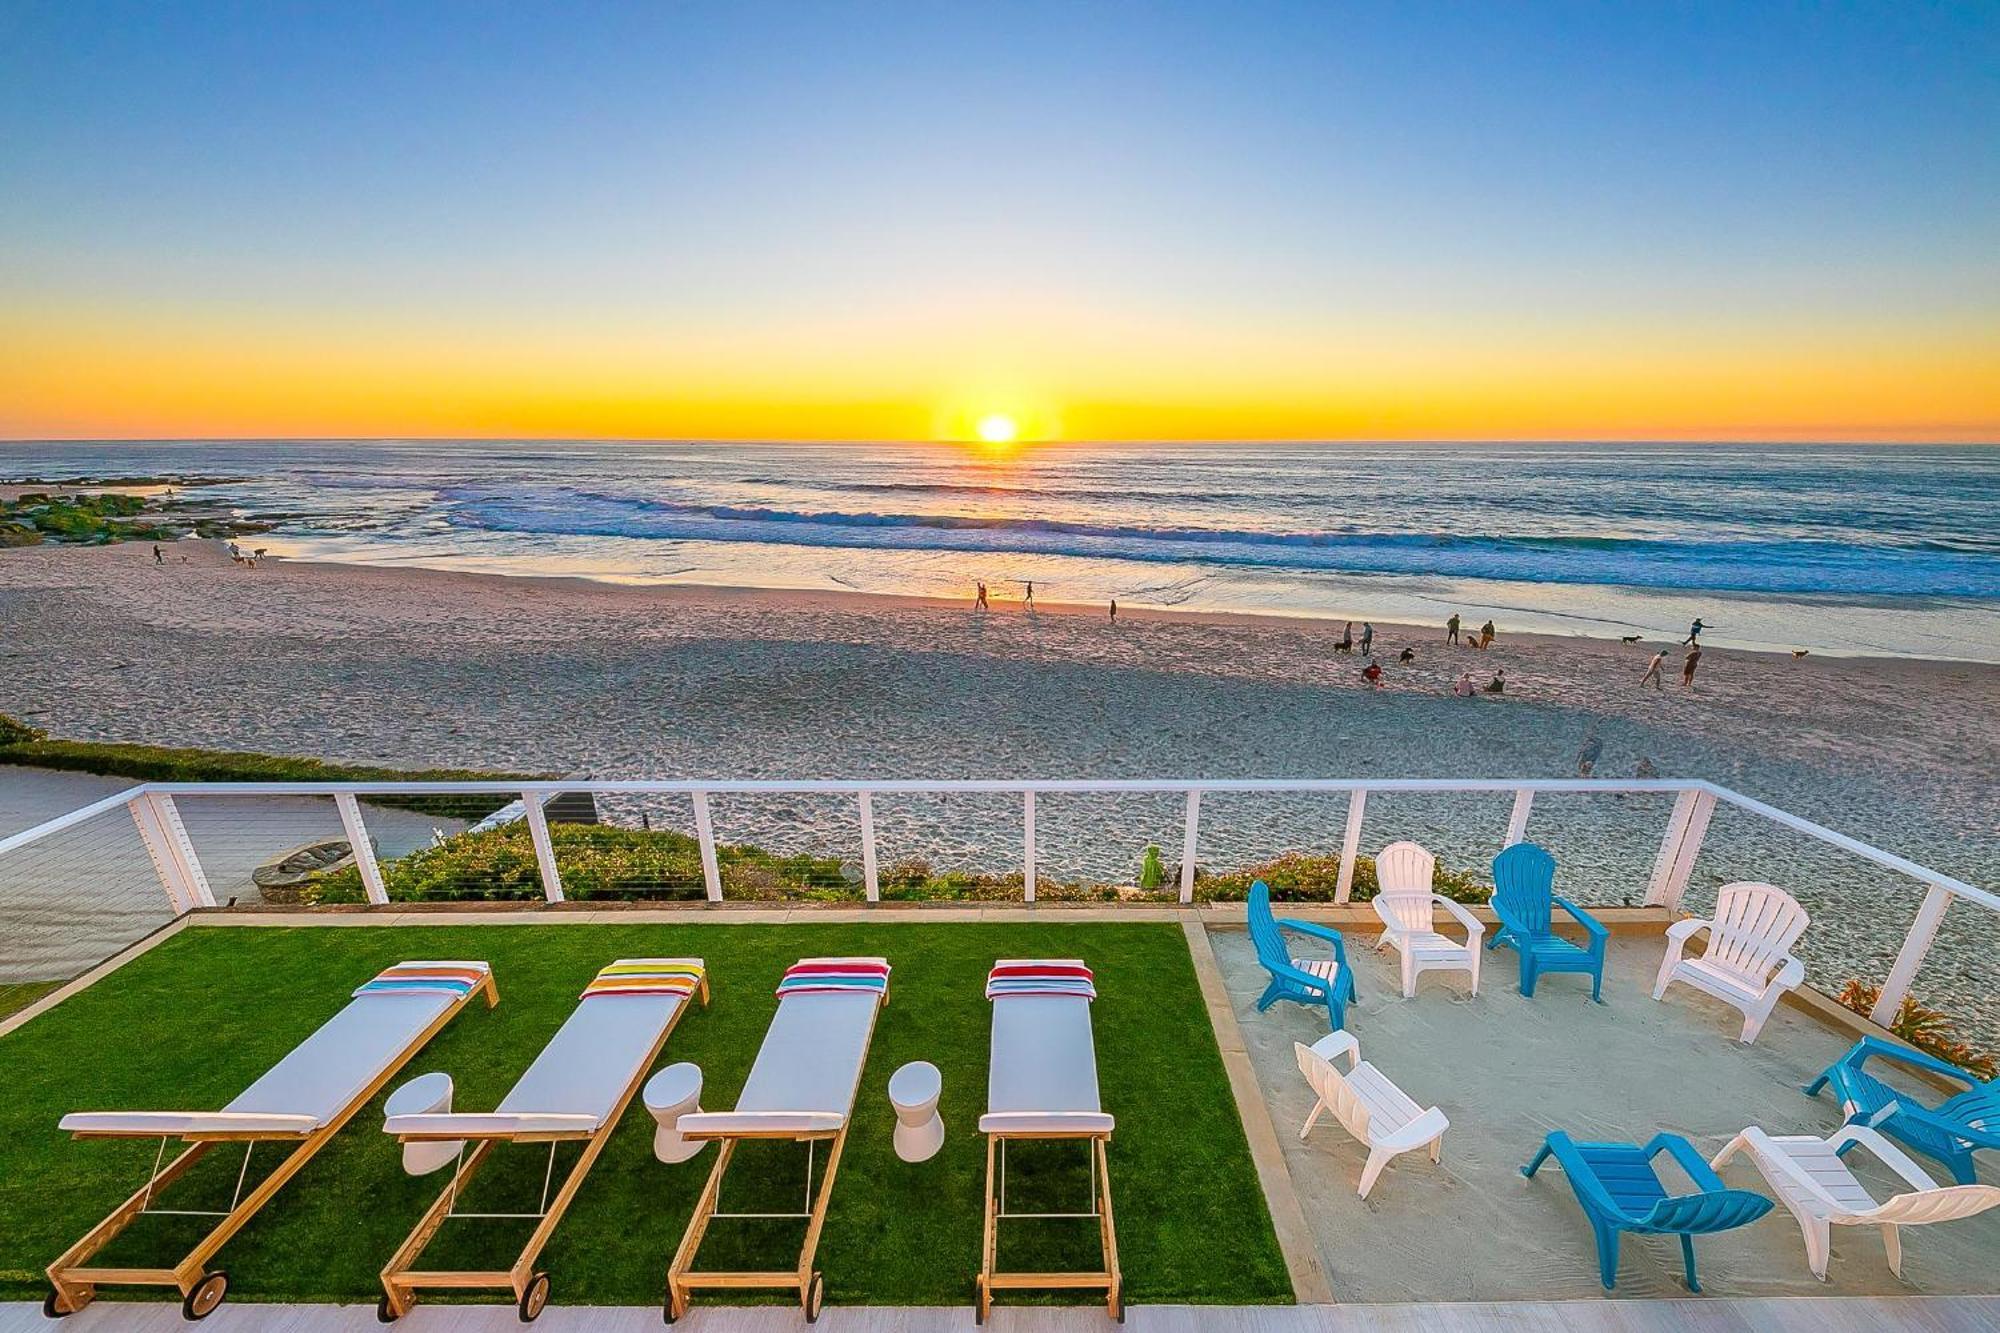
[1620,634,1642,644]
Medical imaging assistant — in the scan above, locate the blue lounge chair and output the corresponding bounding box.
[1806,1036,2000,1185]
[1247,879,1356,1031]
[1522,1130,1772,1291]
[1487,842,1608,1001]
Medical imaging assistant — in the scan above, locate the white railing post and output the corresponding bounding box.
[523,793,565,903]
[1873,884,1951,1026]
[1644,788,1713,910]
[857,791,879,903]
[1179,790,1201,904]
[691,791,722,903]
[1335,789,1367,903]
[1505,789,1533,847]
[1022,790,1037,903]
[334,793,389,906]
[128,791,215,912]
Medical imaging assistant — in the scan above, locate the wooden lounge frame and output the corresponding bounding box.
[46,970,498,1320]
[664,977,886,1324]
[378,972,709,1322]
[977,1123,1121,1324]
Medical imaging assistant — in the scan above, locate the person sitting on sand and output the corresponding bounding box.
[1445,613,1461,645]
[1641,650,1665,689]
[1479,619,1496,649]
[1484,668,1506,693]
[1398,646,1415,665]
[1682,644,1702,688]
[1359,622,1374,656]
[1453,670,1476,697]
[1362,659,1383,688]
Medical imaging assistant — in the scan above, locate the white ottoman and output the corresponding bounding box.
[383,1071,459,1176]
[644,1062,706,1164]
[888,1060,944,1163]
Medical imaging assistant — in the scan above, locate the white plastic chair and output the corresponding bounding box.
[1370,840,1484,997]
[1294,1031,1448,1198]
[1712,1120,2000,1279]
[1652,881,1808,1042]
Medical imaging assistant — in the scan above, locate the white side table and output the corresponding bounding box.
[888,1061,944,1163]
[384,1071,458,1176]
[644,1062,706,1164]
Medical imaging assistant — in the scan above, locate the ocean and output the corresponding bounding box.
[6,439,1997,660]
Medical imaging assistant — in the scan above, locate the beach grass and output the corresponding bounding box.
[0,921,1289,1309]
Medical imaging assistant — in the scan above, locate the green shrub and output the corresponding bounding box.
[0,712,46,746]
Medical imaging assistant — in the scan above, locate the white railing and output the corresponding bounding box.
[0,775,1991,1029]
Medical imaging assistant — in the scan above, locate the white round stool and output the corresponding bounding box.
[888,1061,944,1163]
[383,1071,459,1176]
[644,1062,706,1164]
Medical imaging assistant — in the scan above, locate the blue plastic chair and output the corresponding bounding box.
[1487,842,1608,1002]
[1522,1130,1772,1291]
[1806,1036,2000,1185]
[1247,879,1356,1031]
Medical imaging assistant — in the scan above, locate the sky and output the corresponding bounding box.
[1,1,1996,443]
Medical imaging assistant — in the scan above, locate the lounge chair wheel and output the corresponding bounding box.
[182,1270,228,1321]
[804,1271,824,1322]
[375,1294,401,1324]
[518,1272,550,1322]
[661,1286,680,1324]
[42,1286,71,1319]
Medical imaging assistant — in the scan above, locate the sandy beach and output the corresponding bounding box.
[3,538,1996,1027]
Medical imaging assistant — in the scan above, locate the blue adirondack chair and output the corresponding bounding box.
[1806,1036,2000,1185]
[1486,842,1608,1001]
[1247,879,1356,1030]
[1522,1130,1772,1291]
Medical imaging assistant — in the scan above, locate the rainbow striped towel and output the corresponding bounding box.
[354,961,489,999]
[581,958,706,1000]
[776,957,891,999]
[987,960,1096,1000]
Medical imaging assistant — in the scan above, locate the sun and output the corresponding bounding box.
[976,414,1018,445]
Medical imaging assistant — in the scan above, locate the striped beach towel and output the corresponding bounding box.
[987,959,1096,1001]
[775,957,891,999]
[354,961,489,999]
[581,958,706,1000]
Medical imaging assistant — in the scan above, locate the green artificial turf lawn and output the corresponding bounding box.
[0,922,1290,1310]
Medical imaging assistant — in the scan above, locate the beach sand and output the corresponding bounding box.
[2,540,1996,1027]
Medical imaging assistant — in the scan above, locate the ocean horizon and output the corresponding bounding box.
[6,438,1997,662]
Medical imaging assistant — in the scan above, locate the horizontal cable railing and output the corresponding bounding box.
[0,776,1989,1035]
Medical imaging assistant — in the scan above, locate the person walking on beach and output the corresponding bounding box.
[1359,622,1374,656]
[152,543,163,565]
[1641,650,1665,689]
[1479,619,1496,650]
[1683,617,1706,646]
[1336,621,1353,653]
[974,582,989,610]
[1681,644,1702,688]
[1109,598,1117,620]
[1446,613,1461,645]
[1024,580,1035,610]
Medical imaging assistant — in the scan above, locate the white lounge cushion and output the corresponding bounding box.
[981,991,1112,1135]
[496,989,691,1126]
[680,972,885,1140]
[61,1110,319,1138]
[678,1110,848,1137]
[385,1111,600,1140]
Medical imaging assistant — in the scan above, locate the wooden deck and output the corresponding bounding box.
[7,1297,1998,1330]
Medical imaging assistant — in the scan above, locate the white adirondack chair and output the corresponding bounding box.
[1294,1031,1449,1199]
[1712,1120,2000,1279]
[1651,881,1808,1042]
[1370,840,1484,997]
